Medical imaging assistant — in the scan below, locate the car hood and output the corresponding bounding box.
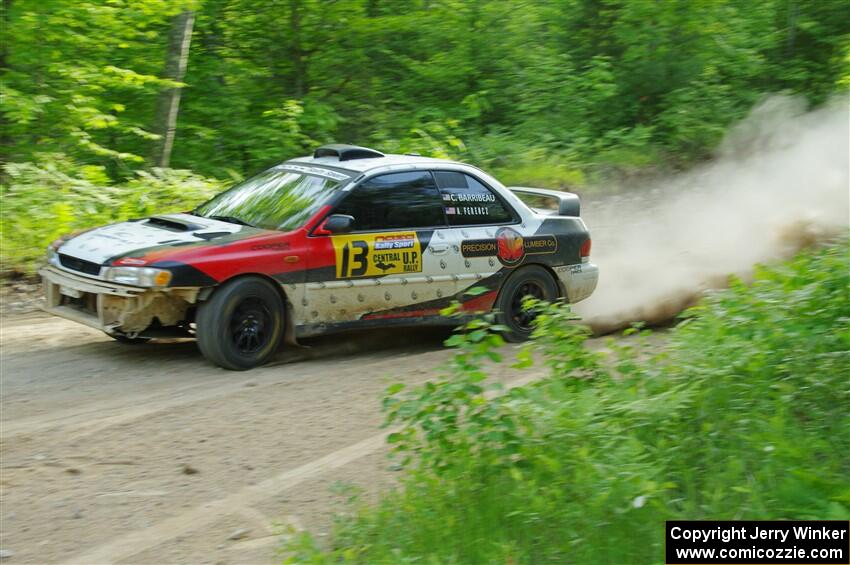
[58,213,256,265]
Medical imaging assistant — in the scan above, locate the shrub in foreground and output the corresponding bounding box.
[284,239,849,564]
[0,156,224,275]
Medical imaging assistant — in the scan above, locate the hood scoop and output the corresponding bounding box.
[146,216,204,232]
[57,213,244,266]
[193,231,231,241]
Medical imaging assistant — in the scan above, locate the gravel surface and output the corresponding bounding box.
[0,281,42,317]
[0,308,554,564]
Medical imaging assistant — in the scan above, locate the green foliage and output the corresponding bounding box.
[2,0,195,168]
[284,239,850,564]
[383,314,516,472]
[3,0,848,184]
[490,156,587,191]
[0,155,223,275]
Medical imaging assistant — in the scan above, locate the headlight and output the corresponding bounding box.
[104,267,172,287]
[46,246,60,267]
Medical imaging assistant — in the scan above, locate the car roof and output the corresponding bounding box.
[286,143,469,174]
[289,152,459,173]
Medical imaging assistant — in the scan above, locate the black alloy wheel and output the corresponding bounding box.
[196,276,285,370]
[509,280,546,332]
[495,265,559,342]
[230,297,273,354]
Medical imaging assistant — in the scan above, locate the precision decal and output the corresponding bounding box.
[460,240,498,257]
[332,232,423,278]
[461,227,558,266]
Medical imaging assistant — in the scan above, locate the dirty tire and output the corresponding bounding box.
[196,277,284,370]
[495,265,559,342]
[108,333,151,344]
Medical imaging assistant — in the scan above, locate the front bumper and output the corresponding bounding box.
[39,265,199,334]
[554,262,599,304]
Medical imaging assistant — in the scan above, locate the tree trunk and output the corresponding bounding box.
[0,0,14,164]
[785,0,798,59]
[289,0,306,97]
[149,10,195,169]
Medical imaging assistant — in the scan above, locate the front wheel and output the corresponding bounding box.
[196,277,285,370]
[495,265,559,342]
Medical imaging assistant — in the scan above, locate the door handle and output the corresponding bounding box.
[430,244,449,254]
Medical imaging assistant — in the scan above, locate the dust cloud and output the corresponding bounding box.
[573,95,849,334]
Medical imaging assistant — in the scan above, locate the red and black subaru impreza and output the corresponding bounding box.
[41,145,598,370]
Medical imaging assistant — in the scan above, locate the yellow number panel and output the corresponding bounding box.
[332,232,423,278]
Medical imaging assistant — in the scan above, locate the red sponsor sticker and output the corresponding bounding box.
[496,227,525,265]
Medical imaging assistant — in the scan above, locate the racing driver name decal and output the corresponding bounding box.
[333,232,423,278]
[461,227,557,266]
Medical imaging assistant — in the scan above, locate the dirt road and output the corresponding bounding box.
[0,311,555,564]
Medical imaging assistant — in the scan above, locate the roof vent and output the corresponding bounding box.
[313,144,385,161]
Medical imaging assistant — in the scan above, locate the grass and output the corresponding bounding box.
[283,238,850,564]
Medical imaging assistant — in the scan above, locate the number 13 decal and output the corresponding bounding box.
[339,240,369,278]
[332,232,423,279]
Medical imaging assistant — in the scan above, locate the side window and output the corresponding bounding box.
[334,171,445,231]
[434,171,514,226]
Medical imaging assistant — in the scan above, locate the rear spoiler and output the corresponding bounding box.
[507,187,581,217]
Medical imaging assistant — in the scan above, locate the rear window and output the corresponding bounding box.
[434,171,514,226]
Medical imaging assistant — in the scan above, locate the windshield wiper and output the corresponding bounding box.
[208,215,257,228]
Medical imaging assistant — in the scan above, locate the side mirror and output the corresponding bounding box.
[320,214,355,235]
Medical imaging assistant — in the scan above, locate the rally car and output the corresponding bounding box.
[40,144,598,370]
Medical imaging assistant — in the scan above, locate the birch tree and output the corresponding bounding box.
[149,9,195,168]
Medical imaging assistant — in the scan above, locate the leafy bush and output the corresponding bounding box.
[0,155,225,275]
[284,239,849,564]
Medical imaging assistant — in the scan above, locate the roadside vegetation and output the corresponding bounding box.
[284,238,850,564]
[2,1,848,274]
[0,157,223,275]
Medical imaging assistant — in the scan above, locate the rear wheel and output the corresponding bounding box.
[196,277,285,370]
[495,265,559,342]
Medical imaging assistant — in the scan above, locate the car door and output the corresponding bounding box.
[432,170,520,305]
[305,170,457,324]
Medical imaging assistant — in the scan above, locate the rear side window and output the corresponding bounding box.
[334,171,446,231]
[434,171,514,226]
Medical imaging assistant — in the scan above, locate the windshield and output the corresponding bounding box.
[194,166,347,231]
